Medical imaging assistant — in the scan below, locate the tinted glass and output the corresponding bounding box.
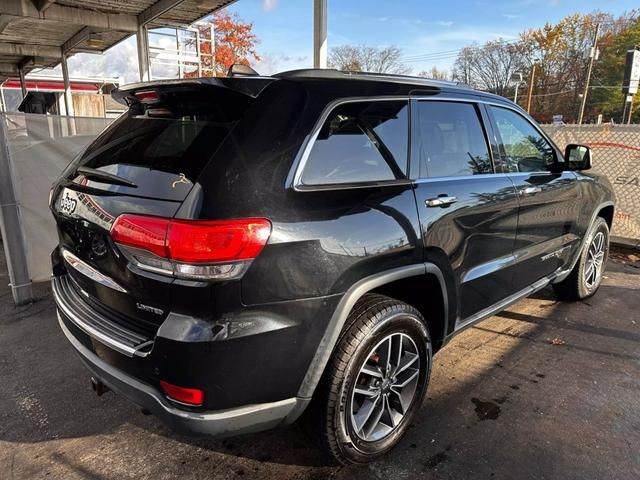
[490,107,557,173]
[417,101,492,178]
[69,88,248,200]
[78,113,232,181]
[301,101,408,185]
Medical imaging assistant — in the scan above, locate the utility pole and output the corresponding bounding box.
[313,0,328,68]
[526,65,536,113]
[578,23,600,125]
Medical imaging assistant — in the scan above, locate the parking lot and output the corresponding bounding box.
[1,245,639,480]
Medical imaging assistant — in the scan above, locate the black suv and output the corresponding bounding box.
[50,69,615,464]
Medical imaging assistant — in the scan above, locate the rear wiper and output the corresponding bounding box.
[75,166,138,188]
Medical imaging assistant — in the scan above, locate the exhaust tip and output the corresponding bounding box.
[90,376,110,396]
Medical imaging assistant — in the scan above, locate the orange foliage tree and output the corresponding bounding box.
[186,11,260,77]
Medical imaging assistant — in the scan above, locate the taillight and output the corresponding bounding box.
[110,214,271,280]
[168,219,272,263]
[111,215,168,258]
[160,380,204,406]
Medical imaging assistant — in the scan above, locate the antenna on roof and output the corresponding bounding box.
[227,64,260,77]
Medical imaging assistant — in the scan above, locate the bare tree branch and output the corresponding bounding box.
[329,45,412,75]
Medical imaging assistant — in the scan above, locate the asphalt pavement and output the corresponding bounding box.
[1,244,639,480]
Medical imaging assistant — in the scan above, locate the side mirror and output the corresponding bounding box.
[565,144,592,171]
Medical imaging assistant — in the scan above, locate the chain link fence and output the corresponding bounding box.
[543,124,640,244]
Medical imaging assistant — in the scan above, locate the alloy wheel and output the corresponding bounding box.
[584,231,606,290]
[349,332,420,442]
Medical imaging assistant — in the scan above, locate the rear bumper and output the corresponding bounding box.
[58,312,300,437]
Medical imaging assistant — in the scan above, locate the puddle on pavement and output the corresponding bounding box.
[471,398,501,420]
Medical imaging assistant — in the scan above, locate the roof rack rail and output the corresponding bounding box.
[274,68,464,88]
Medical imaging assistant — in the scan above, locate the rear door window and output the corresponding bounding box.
[415,101,492,178]
[300,100,409,186]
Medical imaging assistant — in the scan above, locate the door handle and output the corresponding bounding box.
[520,186,542,196]
[425,196,457,208]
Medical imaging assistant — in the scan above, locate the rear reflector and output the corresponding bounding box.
[110,214,271,280]
[160,380,204,406]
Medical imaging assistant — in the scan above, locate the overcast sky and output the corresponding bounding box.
[44,0,640,85]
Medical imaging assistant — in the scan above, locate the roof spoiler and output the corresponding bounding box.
[111,76,273,107]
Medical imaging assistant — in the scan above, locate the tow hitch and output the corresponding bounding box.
[90,376,110,396]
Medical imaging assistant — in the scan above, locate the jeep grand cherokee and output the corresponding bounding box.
[50,69,614,464]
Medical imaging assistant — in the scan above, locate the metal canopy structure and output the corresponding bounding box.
[0,0,236,305]
[0,0,237,88]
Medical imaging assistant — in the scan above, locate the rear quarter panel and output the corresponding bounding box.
[241,186,423,304]
[574,171,616,237]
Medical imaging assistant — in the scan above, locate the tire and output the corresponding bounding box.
[553,216,609,301]
[314,294,432,465]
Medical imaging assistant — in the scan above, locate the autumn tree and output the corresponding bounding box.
[186,11,260,78]
[589,15,640,123]
[450,11,639,122]
[516,11,637,122]
[518,13,603,122]
[329,45,411,75]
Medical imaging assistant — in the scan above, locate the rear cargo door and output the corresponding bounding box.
[52,81,253,328]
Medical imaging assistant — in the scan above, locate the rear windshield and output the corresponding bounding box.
[78,112,232,181]
[68,87,250,200]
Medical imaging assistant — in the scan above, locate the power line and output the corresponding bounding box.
[398,18,638,64]
[400,39,525,62]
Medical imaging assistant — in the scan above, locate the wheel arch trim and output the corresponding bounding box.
[553,200,614,284]
[287,263,447,421]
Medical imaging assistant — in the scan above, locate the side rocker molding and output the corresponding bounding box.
[285,262,448,423]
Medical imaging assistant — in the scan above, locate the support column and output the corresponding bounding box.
[137,24,150,82]
[313,0,327,69]
[61,52,74,117]
[0,115,32,305]
[18,66,27,98]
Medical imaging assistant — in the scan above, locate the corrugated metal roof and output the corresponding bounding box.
[0,0,237,83]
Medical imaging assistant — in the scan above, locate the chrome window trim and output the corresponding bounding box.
[410,170,566,186]
[290,96,412,191]
[289,93,562,191]
[412,173,508,184]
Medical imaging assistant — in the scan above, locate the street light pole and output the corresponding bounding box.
[526,65,536,113]
[511,71,523,104]
[578,23,600,125]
